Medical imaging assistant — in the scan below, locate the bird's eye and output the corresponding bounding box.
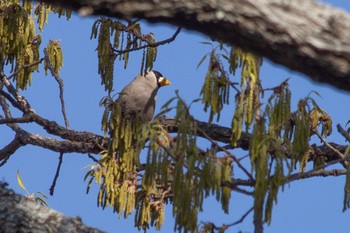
[158,77,165,83]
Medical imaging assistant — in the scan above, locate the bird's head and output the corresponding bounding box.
[146,70,171,88]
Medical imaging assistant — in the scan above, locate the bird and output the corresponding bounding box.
[116,70,171,122]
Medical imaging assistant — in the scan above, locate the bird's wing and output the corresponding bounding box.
[117,76,157,120]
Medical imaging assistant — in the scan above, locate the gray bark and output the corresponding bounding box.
[41,0,350,92]
[0,183,105,233]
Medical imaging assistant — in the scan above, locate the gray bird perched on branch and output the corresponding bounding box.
[117,70,171,122]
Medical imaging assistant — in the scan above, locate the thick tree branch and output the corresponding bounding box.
[286,169,347,183]
[0,136,23,165]
[42,0,350,92]
[157,116,251,149]
[158,116,349,165]
[16,129,103,154]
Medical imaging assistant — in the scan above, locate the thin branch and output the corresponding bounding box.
[113,26,182,54]
[314,130,346,162]
[205,206,254,232]
[196,126,254,181]
[337,123,350,143]
[227,206,254,227]
[49,152,64,196]
[231,186,254,196]
[0,73,34,114]
[222,179,254,190]
[7,58,45,80]
[87,153,99,163]
[44,48,70,129]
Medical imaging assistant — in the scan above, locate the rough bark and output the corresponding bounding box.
[0,182,105,233]
[41,0,350,92]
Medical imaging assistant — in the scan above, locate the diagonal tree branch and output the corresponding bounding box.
[0,136,23,165]
[337,123,350,142]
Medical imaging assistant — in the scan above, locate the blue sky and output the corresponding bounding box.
[1,1,350,232]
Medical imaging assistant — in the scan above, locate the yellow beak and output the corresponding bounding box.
[159,77,171,87]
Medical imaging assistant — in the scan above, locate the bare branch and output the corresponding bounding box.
[17,129,102,154]
[228,206,254,227]
[49,152,64,196]
[337,123,350,142]
[113,26,182,55]
[314,130,347,167]
[0,136,23,166]
[0,73,34,114]
[158,116,349,167]
[44,48,70,129]
[203,206,254,232]
[7,59,45,80]
[286,169,347,184]
[0,115,34,124]
[157,116,250,149]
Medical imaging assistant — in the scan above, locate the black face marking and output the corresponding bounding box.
[152,70,163,79]
[152,70,164,88]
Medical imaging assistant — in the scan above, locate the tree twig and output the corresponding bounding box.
[44,49,70,129]
[113,26,182,54]
[196,126,254,181]
[204,206,254,232]
[228,206,254,227]
[7,58,45,80]
[314,130,347,164]
[49,152,64,196]
[337,123,350,143]
[87,153,99,163]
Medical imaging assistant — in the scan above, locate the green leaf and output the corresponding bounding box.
[36,191,48,199]
[200,41,213,45]
[309,98,322,112]
[196,54,208,69]
[35,196,49,207]
[307,90,322,100]
[16,170,28,194]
